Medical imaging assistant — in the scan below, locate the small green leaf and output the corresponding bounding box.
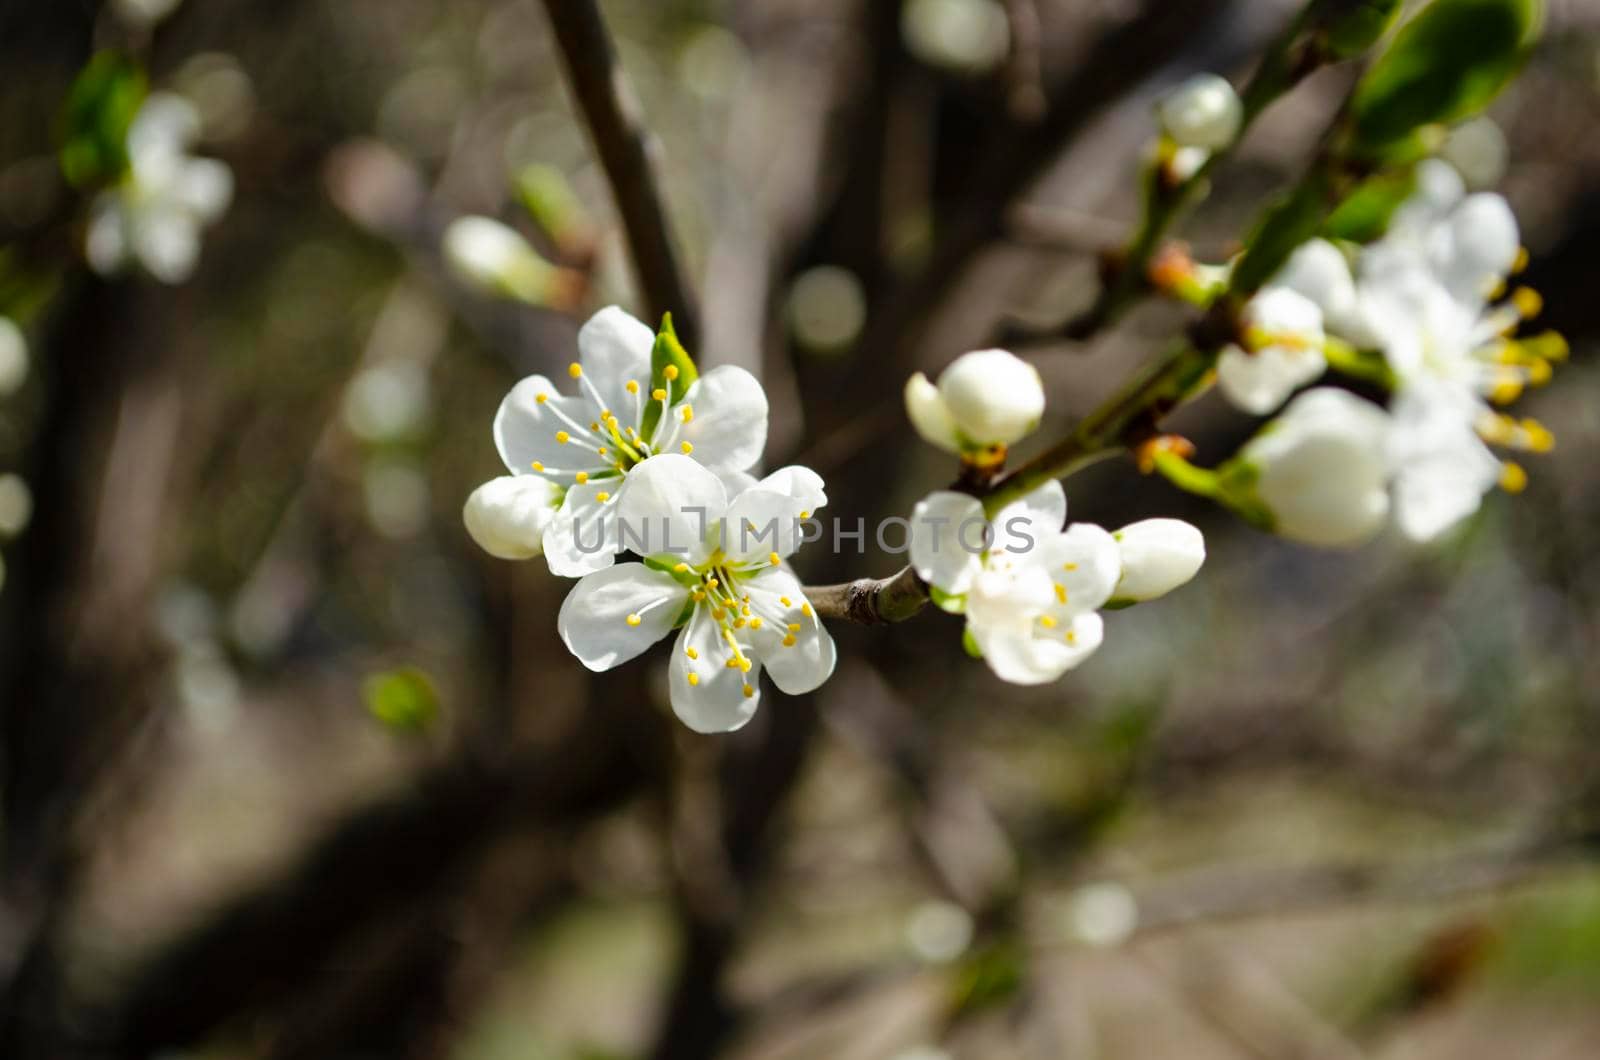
[515,163,586,244]
[58,52,147,189]
[639,313,699,442]
[1323,169,1418,242]
[363,667,441,733]
[1349,0,1542,155]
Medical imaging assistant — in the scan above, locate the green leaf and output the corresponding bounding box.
[1230,166,1334,295]
[1349,0,1542,155]
[58,52,147,189]
[639,313,699,442]
[363,667,441,733]
[1317,0,1403,59]
[1323,169,1417,242]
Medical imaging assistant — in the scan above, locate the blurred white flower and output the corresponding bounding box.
[363,461,430,540]
[478,307,769,578]
[87,93,233,283]
[905,899,974,963]
[1218,286,1328,415]
[906,348,1045,457]
[902,0,1010,75]
[1068,881,1138,947]
[1236,388,1393,548]
[0,317,27,397]
[1158,73,1243,152]
[1441,117,1509,190]
[557,456,835,734]
[343,362,432,443]
[910,481,1122,684]
[442,216,555,302]
[1111,518,1205,603]
[112,0,183,28]
[0,474,33,538]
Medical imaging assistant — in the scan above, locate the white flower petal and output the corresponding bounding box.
[670,605,761,733]
[615,453,727,565]
[463,475,560,560]
[493,375,610,481]
[905,372,962,454]
[86,197,128,275]
[544,483,623,578]
[558,563,687,672]
[991,480,1066,555]
[1039,523,1122,615]
[1387,384,1500,542]
[1112,519,1205,602]
[937,349,1045,447]
[1217,344,1325,415]
[672,365,768,472]
[1435,193,1519,307]
[745,569,837,695]
[133,208,201,283]
[910,491,986,596]
[176,157,233,222]
[972,611,1103,685]
[578,306,655,416]
[1273,239,1357,332]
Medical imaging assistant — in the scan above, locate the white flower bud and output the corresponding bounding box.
[442,216,551,301]
[1237,388,1392,548]
[1112,519,1205,602]
[0,317,27,397]
[934,348,1045,449]
[463,475,560,560]
[904,372,963,454]
[1158,73,1243,152]
[112,0,183,28]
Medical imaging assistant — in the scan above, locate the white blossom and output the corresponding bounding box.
[463,475,561,560]
[1111,519,1205,603]
[1217,286,1328,415]
[557,455,834,733]
[0,317,26,397]
[910,481,1122,685]
[1236,388,1393,548]
[905,348,1045,456]
[442,216,554,302]
[478,306,768,577]
[86,93,233,284]
[1157,73,1243,152]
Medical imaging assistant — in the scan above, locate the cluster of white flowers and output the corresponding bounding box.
[87,93,233,284]
[906,349,1205,685]
[1217,155,1560,546]
[465,307,832,732]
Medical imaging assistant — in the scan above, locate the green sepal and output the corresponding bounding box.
[1104,598,1138,611]
[58,52,147,189]
[930,585,967,615]
[961,626,983,658]
[1213,458,1277,530]
[639,313,699,442]
[1348,0,1542,156]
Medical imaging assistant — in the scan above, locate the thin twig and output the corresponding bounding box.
[540,0,700,346]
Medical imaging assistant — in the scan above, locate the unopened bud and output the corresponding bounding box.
[1157,73,1243,152]
[463,475,560,560]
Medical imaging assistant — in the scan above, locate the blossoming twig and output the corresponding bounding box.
[540,0,700,347]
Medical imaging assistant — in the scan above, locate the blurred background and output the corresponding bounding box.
[3,0,1600,1057]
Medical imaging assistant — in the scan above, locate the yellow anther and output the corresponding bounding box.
[531,461,544,471]
[769,552,781,566]
[1039,615,1058,629]
[1527,359,1553,386]
[799,510,810,520]
[535,393,549,404]
[707,578,719,589]
[726,658,740,669]
[688,672,700,686]
[674,562,690,573]
[1513,246,1530,274]
[782,634,796,647]
[652,388,667,401]
[625,380,639,394]
[693,590,706,602]
[590,422,600,432]
[801,603,813,617]
[568,363,582,378]
[733,618,746,629]
[1512,287,1544,320]
[1490,378,1523,406]
[742,683,754,698]
[712,608,726,621]
[740,603,751,616]
[1054,583,1068,605]
[556,431,570,444]
[1500,461,1529,494]
[749,617,763,630]
[663,365,679,381]
[681,441,694,454]
[1522,419,1556,452]
[680,405,694,423]
[625,613,642,627]
[787,623,801,632]
[1066,631,1078,645]
[1064,562,1078,572]
[598,447,609,457]
[575,471,589,485]
[780,597,792,607]
[739,658,752,673]
[595,492,610,502]
[686,647,699,659]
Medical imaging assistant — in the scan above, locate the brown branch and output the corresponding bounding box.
[540,0,700,346]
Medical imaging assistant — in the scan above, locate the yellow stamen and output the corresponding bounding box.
[686,647,698,660]
[1489,378,1523,406]
[801,603,813,618]
[531,461,544,471]
[780,597,792,607]
[688,673,700,686]
[782,634,796,647]
[733,618,746,629]
[1054,584,1068,605]
[1513,246,1530,274]
[739,658,752,673]
[625,613,642,627]
[1500,461,1528,494]
[1527,359,1553,386]
[769,552,781,566]
[1522,419,1556,452]
[625,380,639,394]
[575,472,588,485]
[787,623,801,632]
[674,562,690,573]
[1064,563,1078,572]
[799,510,810,520]
[596,492,610,502]
[1039,615,1058,629]
[535,393,549,404]
[681,441,694,454]
[742,683,754,698]
[568,363,582,378]
[693,590,706,602]
[1512,287,1543,320]
[652,388,667,401]
[680,405,694,423]
[663,365,679,381]
[749,617,763,630]
[726,658,740,669]
[555,431,570,444]
[1066,631,1078,645]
